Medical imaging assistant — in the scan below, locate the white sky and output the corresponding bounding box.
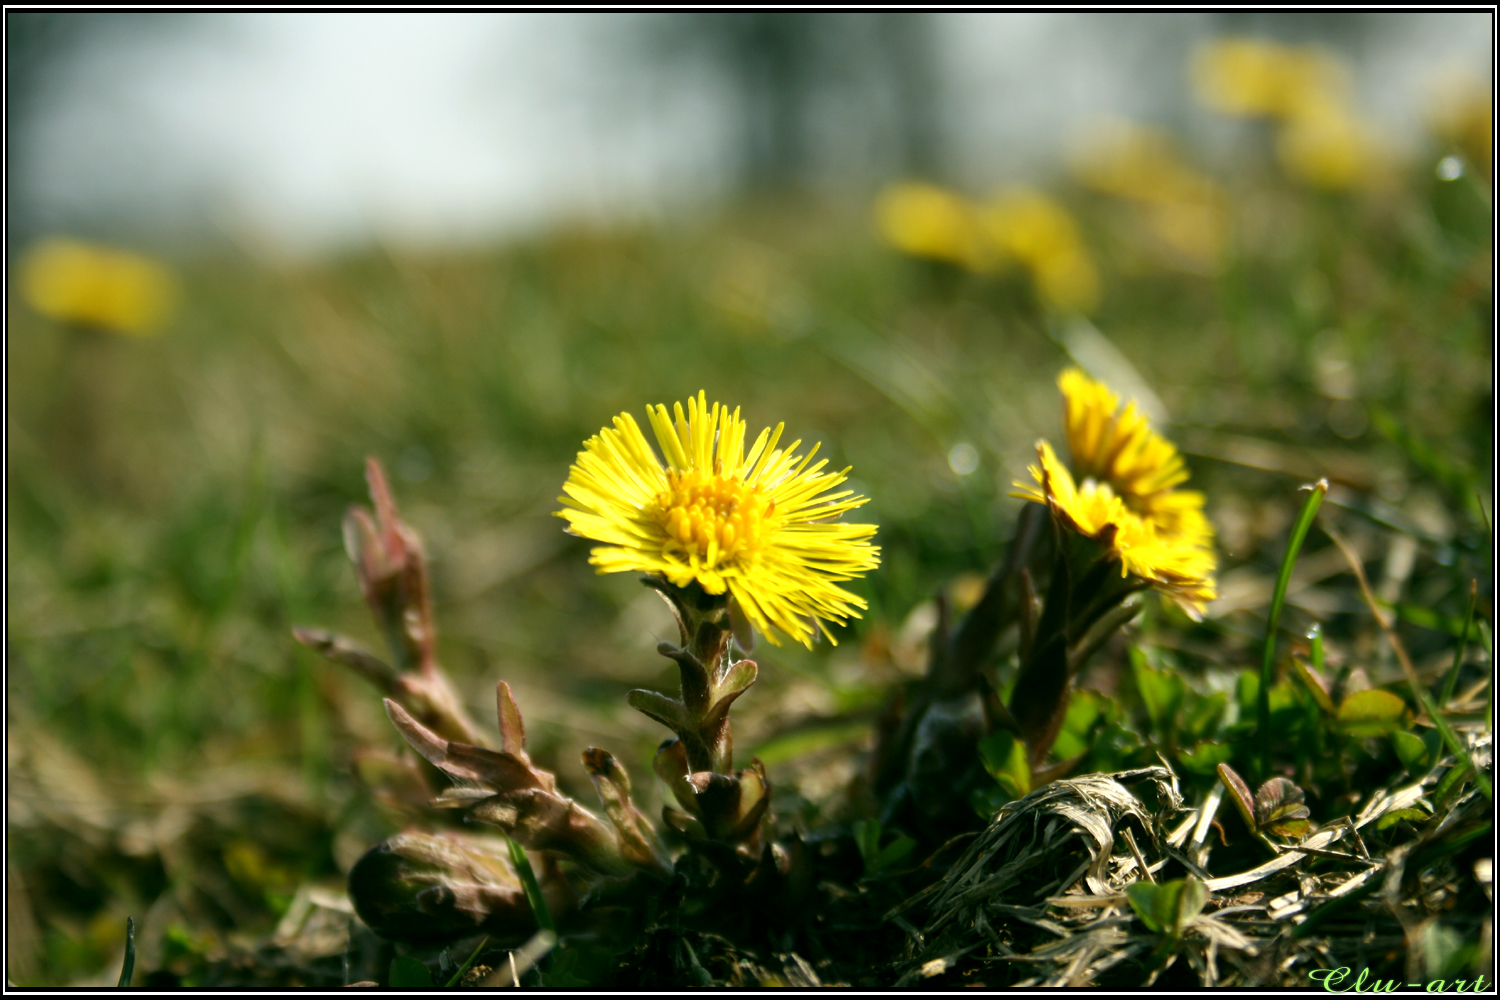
[15,12,1492,256]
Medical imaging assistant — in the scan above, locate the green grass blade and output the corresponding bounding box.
[1478,491,1493,554]
[506,836,556,935]
[1382,600,1476,638]
[1439,580,1478,706]
[1369,407,1482,522]
[446,935,490,987]
[1328,525,1491,802]
[1485,621,1494,733]
[1416,682,1491,800]
[1260,480,1327,779]
[266,506,329,791]
[117,917,136,987]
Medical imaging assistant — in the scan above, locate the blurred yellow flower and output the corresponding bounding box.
[1275,97,1383,190]
[1015,441,1216,617]
[1192,39,1345,120]
[875,182,1100,312]
[20,238,179,336]
[982,188,1100,313]
[1430,73,1492,178]
[874,182,990,271]
[1193,39,1385,191]
[1070,120,1229,269]
[556,392,880,648]
[1071,121,1213,205]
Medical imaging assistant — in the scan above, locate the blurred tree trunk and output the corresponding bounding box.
[656,12,944,193]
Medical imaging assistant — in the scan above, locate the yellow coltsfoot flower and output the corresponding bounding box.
[874,182,991,272]
[21,238,179,336]
[1192,38,1345,122]
[982,188,1100,314]
[557,392,879,648]
[1057,367,1212,545]
[1017,369,1217,616]
[1017,442,1216,616]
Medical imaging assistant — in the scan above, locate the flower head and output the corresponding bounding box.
[981,188,1099,313]
[1274,98,1383,191]
[1429,73,1492,178]
[1017,442,1216,616]
[1192,40,1384,192]
[1069,120,1229,270]
[1016,369,1216,615]
[557,392,879,648]
[21,238,178,336]
[875,183,1099,312]
[875,182,991,272]
[1058,368,1211,544]
[1192,39,1344,121]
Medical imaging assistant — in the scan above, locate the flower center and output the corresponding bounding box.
[654,469,774,569]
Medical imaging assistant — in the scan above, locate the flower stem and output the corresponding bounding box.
[1259,479,1326,781]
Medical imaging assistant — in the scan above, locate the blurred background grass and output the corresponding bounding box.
[5,12,1492,986]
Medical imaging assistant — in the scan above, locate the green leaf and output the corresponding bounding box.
[390,957,435,988]
[1126,882,1166,934]
[1268,679,1302,717]
[1084,720,1145,774]
[1236,670,1259,712]
[1131,647,1184,738]
[625,689,691,734]
[1174,876,1209,928]
[1220,719,1255,742]
[970,783,1012,819]
[1375,807,1431,832]
[1127,876,1209,937]
[1421,727,1444,763]
[853,818,881,869]
[1291,656,1336,716]
[1335,689,1410,738]
[1217,763,1257,833]
[712,657,758,705]
[1254,777,1311,838]
[1390,730,1432,774]
[978,731,1030,799]
[1177,740,1233,775]
[1260,480,1326,779]
[1182,692,1228,742]
[854,818,918,874]
[1052,689,1104,761]
[873,836,918,873]
[1433,761,1474,809]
